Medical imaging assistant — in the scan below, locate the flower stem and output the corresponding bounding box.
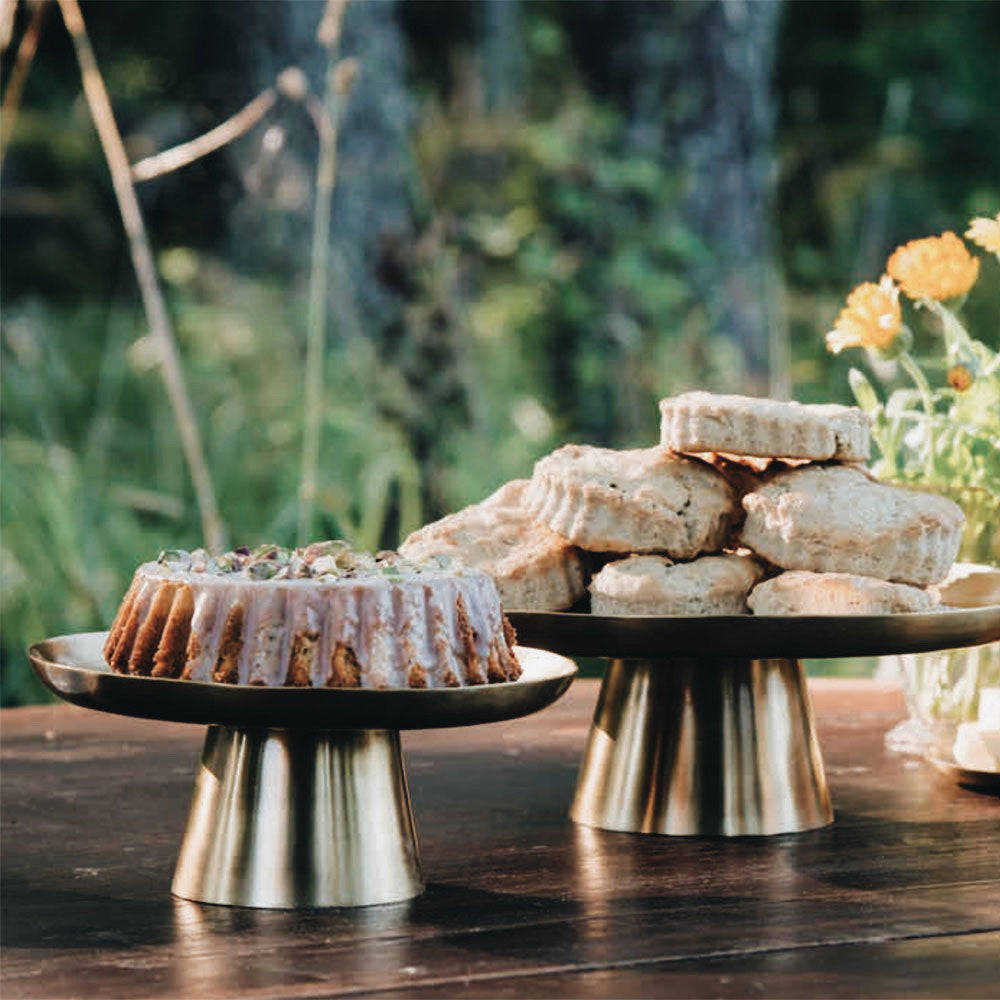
[899,350,934,417]
[922,298,978,358]
[898,350,936,478]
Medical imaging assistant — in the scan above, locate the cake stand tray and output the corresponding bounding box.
[29,633,576,910]
[928,756,1000,796]
[507,606,1000,838]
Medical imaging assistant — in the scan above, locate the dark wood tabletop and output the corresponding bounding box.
[3,679,999,999]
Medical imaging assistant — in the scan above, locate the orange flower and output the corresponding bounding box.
[947,364,973,391]
[966,212,1000,254]
[825,275,902,354]
[886,231,979,301]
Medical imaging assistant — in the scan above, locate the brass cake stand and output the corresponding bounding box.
[507,605,1000,838]
[29,633,576,910]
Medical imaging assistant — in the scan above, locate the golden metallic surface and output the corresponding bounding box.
[28,633,577,730]
[172,726,422,909]
[29,633,577,908]
[507,605,1000,660]
[508,607,1000,838]
[570,657,832,836]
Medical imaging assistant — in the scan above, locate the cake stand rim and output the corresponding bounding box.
[505,604,1000,659]
[27,632,577,731]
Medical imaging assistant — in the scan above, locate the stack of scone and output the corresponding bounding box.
[399,480,589,612]
[401,391,966,616]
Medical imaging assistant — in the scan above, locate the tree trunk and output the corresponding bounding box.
[480,0,525,112]
[615,0,785,395]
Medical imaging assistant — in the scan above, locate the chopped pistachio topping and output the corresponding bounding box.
[155,541,456,580]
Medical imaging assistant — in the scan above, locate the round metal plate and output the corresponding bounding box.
[506,605,1000,660]
[28,633,577,730]
[928,756,1000,796]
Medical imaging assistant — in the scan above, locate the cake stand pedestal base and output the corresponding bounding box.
[570,657,834,836]
[171,726,421,909]
[30,634,578,909]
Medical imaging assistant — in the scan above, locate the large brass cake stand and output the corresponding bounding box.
[29,633,576,910]
[508,606,1000,838]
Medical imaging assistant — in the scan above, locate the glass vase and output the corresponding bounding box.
[883,485,1000,758]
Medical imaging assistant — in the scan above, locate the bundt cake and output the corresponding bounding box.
[103,542,522,688]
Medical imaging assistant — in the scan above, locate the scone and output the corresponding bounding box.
[748,571,936,615]
[930,563,1000,608]
[590,553,765,616]
[659,391,870,462]
[399,480,588,611]
[525,444,737,557]
[740,464,963,586]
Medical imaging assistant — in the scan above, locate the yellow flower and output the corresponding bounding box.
[966,212,1000,254]
[886,231,980,301]
[825,275,901,354]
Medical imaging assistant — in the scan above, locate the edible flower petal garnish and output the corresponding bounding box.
[157,542,452,579]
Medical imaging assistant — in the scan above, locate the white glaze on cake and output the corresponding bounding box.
[104,551,521,689]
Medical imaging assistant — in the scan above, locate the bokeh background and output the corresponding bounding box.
[3,0,999,703]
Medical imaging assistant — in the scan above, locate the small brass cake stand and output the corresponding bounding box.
[508,605,1000,838]
[29,633,576,910]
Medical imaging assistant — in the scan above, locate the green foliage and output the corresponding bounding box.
[777,0,1000,403]
[844,269,1000,563]
[4,1,1000,702]
[1,273,426,702]
[412,81,733,472]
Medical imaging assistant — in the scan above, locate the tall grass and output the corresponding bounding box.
[0,280,428,703]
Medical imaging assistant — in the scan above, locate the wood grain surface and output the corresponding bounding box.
[3,679,999,999]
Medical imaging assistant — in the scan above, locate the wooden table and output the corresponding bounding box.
[2,679,999,998]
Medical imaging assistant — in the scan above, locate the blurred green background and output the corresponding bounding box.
[3,0,998,703]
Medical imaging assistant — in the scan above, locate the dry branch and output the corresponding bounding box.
[316,0,348,49]
[131,88,277,183]
[57,0,224,552]
[129,66,310,184]
[0,0,18,51]
[0,0,46,167]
